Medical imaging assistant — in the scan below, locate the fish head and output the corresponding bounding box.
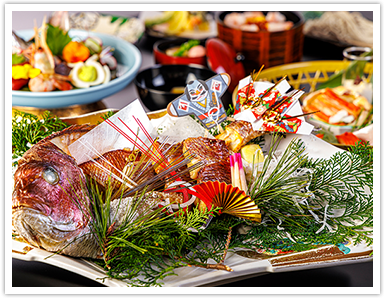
[12,142,92,252]
[12,31,33,54]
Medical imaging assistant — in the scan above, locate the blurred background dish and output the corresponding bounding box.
[216,11,304,74]
[134,64,231,111]
[302,86,372,135]
[69,11,145,44]
[153,37,246,93]
[302,11,373,48]
[301,11,373,62]
[140,11,217,41]
[153,38,207,67]
[12,29,142,109]
[205,38,245,93]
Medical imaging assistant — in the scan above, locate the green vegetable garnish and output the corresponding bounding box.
[318,49,373,90]
[80,135,372,287]
[12,53,26,65]
[12,110,69,165]
[173,39,200,57]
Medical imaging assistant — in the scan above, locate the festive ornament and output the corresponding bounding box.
[190,181,262,222]
[167,73,231,130]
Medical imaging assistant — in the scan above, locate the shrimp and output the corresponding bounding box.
[34,49,54,74]
[28,74,72,92]
[28,16,72,92]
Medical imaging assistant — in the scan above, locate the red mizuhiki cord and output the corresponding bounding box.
[103,116,189,202]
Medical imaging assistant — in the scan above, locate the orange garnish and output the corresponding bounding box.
[62,41,90,63]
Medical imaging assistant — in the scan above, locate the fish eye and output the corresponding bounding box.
[42,167,59,185]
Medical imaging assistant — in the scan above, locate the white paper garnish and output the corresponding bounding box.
[68,99,153,164]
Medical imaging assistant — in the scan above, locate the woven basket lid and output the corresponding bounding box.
[205,38,245,92]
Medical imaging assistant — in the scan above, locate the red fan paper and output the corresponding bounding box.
[191,181,261,222]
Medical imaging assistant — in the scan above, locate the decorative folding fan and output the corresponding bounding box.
[190,181,262,222]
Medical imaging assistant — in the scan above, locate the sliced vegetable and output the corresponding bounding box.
[12,78,29,90]
[100,54,117,70]
[90,36,103,46]
[102,65,111,84]
[336,132,363,145]
[315,128,338,144]
[84,37,102,55]
[70,58,109,88]
[62,41,90,63]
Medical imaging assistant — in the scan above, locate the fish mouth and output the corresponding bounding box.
[12,206,84,253]
[12,191,52,217]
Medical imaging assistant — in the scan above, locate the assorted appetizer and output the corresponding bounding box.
[303,86,372,127]
[223,11,294,32]
[164,39,206,58]
[302,85,373,146]
[12,17,118,92]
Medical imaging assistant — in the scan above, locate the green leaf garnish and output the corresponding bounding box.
[318,49,373,90]
[12,110,69,165]
[12,53,26,65]
[46,24,72,56]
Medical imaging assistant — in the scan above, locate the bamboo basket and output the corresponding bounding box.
[233,60,373,103]
[258,60,373,93]
[216,11,304,74]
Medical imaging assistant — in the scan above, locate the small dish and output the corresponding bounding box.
[12,29,142,109]
[134,64,232,111]
[153,38,207,67]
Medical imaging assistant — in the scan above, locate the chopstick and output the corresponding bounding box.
[230,153,248,193]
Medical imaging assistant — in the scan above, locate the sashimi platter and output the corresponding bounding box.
[11,71,373,287]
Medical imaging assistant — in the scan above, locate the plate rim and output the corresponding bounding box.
[11,126,373,287]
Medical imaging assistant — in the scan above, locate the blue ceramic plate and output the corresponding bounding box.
[12,29,142,108]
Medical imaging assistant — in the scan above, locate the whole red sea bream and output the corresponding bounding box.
[12,125,102,258]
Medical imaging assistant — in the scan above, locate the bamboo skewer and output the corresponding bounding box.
[281,111,320,120]
[265,88,304,114]
[245,65,264,103]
